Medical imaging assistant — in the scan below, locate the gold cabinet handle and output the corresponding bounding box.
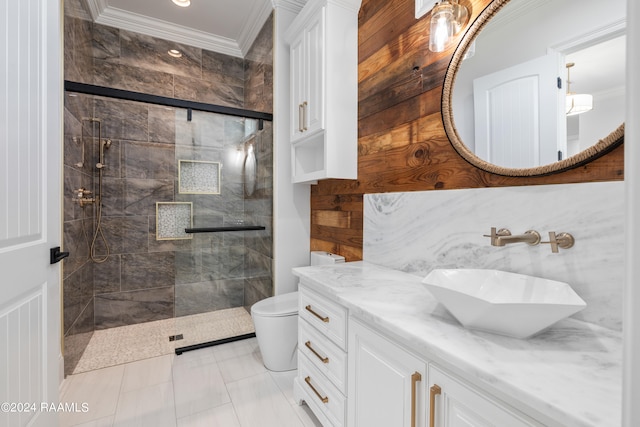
[302,101,308,131]
[305,305,329,323]
[304,376,329,404]
[429,384,441,427]
[305,341,329,363]
[298,103,304,132]
[411,372,422,427]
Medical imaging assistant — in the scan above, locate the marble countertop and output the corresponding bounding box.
[293,261,622,427]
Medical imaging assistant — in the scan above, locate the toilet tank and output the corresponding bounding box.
[310,251,345,266]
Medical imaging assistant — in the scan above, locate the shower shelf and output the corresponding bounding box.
[185,226,266,233]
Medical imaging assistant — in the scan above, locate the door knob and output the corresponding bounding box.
[50,247,70,264]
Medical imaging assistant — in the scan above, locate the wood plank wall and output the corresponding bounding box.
[310,0,624,261]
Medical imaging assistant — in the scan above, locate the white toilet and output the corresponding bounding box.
[251,251,345,371]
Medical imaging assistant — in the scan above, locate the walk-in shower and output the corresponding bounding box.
[62,83,274,375]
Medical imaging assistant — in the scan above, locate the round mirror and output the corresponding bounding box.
[442,0,625,176]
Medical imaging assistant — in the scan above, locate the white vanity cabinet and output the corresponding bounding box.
[285,0,360,183]
[348,318,427,427]
[428,365,541,427]
[348,319,540,427]
[294,286,349,427]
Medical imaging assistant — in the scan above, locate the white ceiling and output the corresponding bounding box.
[84,0,275,58]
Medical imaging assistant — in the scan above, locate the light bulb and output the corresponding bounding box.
[429,1,455,52]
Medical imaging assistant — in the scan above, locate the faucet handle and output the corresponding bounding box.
[541,232,575,253]
[483,227,511,246]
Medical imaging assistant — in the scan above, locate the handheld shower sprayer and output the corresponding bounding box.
[96,139,111,169]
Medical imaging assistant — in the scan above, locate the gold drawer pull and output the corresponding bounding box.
[304,376,329,404]
[429,384,441,427]
[411,372,421,427]
[305,341,329,363]
[305,305,330,323]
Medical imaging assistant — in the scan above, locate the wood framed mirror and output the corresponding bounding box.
[442,0,625,177]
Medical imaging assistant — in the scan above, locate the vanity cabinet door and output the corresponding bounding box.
[348,319,427,427]
[428,365,540,427]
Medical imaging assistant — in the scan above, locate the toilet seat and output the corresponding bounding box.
[251,291,298,317]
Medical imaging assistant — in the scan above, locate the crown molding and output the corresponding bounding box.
[84,0,108,20]
[238,0,274,56]
[271,0,307,14]
[84,0,278,58]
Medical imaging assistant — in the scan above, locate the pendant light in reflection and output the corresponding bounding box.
[565,62,593,116]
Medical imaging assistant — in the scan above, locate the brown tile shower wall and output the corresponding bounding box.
[63,0,96,376]
[63,0,274,374]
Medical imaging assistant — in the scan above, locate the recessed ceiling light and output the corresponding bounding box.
[168,49,183,58]
[172,0,190,7]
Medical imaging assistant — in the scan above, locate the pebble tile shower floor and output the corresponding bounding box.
[73,307,255,374]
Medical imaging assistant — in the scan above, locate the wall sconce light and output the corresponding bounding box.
[565,62,593,116]
[427,0,469,52]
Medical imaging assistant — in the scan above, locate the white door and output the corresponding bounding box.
[0,1,62,426]
[473,53,563,168]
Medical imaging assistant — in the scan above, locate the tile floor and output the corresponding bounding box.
[59,338,322,427]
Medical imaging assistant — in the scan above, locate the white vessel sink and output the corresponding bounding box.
[422,269,587,339]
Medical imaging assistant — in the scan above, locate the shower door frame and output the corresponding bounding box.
[64,80,273,355]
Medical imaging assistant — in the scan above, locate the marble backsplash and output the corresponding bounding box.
[363,181,624,331]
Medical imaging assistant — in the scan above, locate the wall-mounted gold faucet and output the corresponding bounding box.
[484,227,574,253]
[483,227,541,246]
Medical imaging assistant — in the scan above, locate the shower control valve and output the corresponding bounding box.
[73,187,96,207]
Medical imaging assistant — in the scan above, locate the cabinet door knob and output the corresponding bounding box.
[429,384,442,427]
[411,372,422,427]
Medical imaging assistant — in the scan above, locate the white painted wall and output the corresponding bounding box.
[271,0,311,295]
[623,0,639,424]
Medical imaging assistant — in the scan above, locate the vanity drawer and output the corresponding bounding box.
[299,286,348,350]
[299,318,347,394]
[298,351,346,427]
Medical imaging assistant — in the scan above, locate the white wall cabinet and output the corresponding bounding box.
[289,10,324,143]
[348,318,427,427]
[285,0,360,183]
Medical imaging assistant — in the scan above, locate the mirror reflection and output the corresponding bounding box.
[446,0,625,174]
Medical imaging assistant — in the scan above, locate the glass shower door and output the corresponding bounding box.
[169,108,273,353]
